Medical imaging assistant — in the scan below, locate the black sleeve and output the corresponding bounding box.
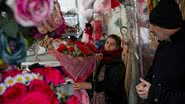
[94,63,124,94]
[105,63,124,93]
[86,74,93,99]
[144,66,154,83]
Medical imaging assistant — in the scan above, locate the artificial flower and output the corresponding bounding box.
[1,69,22,82]
[23,73,33,82]
[30,68,45,76]
[15,74,25,84]
[19,91,51,104]
[2,83,27,103]
[0,83,6,95]
[6,0,54,26]
[29,79,54,96]
[45,67,65,86]
[4,77,15,87]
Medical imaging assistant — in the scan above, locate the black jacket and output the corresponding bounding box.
[94,56,127,104]
[145,25,185,104]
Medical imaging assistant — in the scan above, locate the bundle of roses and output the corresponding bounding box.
[57,41,97,57]
[0,68,78,104]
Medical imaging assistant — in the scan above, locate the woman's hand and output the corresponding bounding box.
[95,53,103,62]
[74,82,92,91]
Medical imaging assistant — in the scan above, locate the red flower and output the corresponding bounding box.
[1,69,22,82]
[44,67,65,86]
[57,44,67,52]
[87,43,97,52]
[19,91,52,104]
[66,96,79,104]
[2,83,27,103]
[69,46,75,53]
[77,44,92,55]
[83,48,91,55]
[74,41,84,45]
[30,68,45,76]
[29,79,54,96]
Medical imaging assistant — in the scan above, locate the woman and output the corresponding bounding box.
[74,34,127,104]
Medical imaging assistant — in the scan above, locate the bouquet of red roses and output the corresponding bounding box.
[57,41,97,57]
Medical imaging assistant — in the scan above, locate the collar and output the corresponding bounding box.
[169,24,185,42]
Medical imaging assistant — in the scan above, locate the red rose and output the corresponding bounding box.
[74,41,84,45]
[57,44,67,52]
[2,69,22,82]
[29,79,54,96]
[77,44,92,55]
[83,48,91,55]
[44,67,65,86]
[19,91,52,104]
[69,46,75,53]
[2,83,27,103]
[87,43,97,52]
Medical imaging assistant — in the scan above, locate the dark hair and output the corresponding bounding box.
[85,22,92,28]
[107,34,121,47]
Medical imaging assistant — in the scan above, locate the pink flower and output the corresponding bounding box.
[45,67,65,86]
[30,68,45,76]
[19,91,52,104]
[28,80,59,104]
[29,79,54,96]
[6,0,54,26]
[2,83,27,103]
[1,69,22,82]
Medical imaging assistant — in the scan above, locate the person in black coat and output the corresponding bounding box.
[136,0,185,104]
[74,34,127,104]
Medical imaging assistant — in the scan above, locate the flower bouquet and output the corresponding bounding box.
[0,68,78,104]
[50,40,97,82]
[49,40,97,104]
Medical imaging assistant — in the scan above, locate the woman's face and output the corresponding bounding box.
[104,38,118,51]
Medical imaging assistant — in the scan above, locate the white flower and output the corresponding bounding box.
[31,73,39,79]
[15,75,25,84]
[24,73,33,82]
[0,83,6,95]
[5,77,16,87]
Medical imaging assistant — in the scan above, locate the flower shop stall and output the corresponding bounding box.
[2,0,182,104]
[0,0,96,103]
